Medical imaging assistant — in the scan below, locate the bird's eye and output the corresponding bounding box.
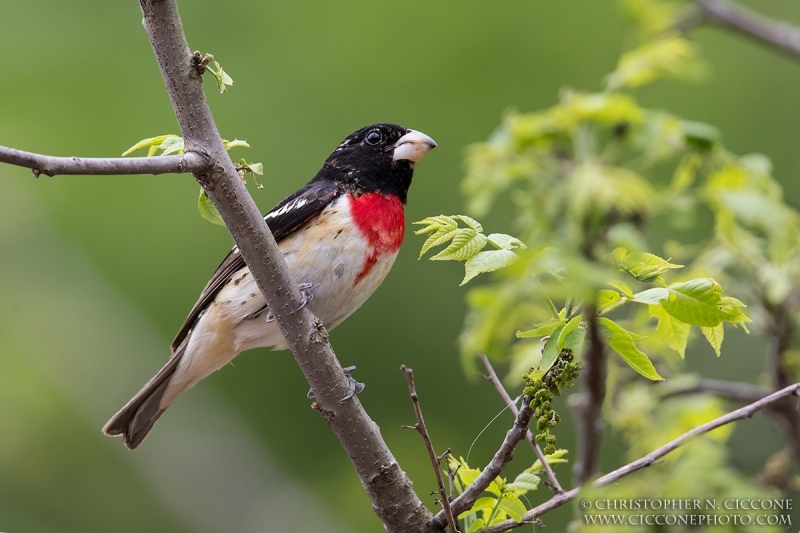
[365,131,382,145]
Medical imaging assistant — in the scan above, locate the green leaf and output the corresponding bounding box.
[517,318,567,338]
[661,278,725,327]
[701,324,724,356]
[608,279,634,298]
[508,472,540,492]
[207,61,233,93]
[671,152,702,192]
[496,495,527,523]
[223,139,250,150]
[682,120,721,149]
[597,290,626,314]
[158,135,185,156]
[198,189,226,227]
[414,216,459,258]
[598,317,663,380]
[562,328,586,360]
[462,249,519,285]
[487,233,526,250]
[455,214,484,233]
[466,519,485,533]
[649,304,690,358]
[606,34,698,90]
[430,229,488,261]
[556,315,582,351]
[531,324,566,380]
[631,287,669,305]
[469,497,496,515]
[528,449,569,473]
[612,247,683,282]
[121,134,182,156]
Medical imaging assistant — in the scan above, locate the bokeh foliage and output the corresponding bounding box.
[417,0,800,530]
[1,0,800,532]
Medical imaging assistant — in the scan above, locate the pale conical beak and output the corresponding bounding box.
[392,129,437,162]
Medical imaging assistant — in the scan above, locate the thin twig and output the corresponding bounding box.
[480,355,564,495]
[401,366,461,533]
[0,145,207,177]
[431,393,534,530]
[572,307,605,486]
[659,377,770,403]
[477,382,800,533]
[692,0,800,60]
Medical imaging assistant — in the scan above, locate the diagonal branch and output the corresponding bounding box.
[401,366,461,533]
[0,145,207,177]
[688,0,800,61]
[135,2,431,531]
[477,381,800,533]
[431,394,534,530]
[480,355,564,495]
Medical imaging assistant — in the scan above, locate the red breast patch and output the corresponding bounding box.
[348,192,405,285]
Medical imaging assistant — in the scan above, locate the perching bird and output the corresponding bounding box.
[104,123,436,449]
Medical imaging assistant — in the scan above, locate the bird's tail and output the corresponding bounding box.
[103,345,186,450]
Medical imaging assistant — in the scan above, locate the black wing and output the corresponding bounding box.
[170,181,342,353]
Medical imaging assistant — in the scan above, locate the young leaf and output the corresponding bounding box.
[122,134,182,157]
[223,139,250,150]
[206,61,233,93]
[466,519,485,533]
[462,249,518,285]
[487,233,526,250]
[507,472,540,492]
[556,315,582,351]
[608,279,634,298]
[496,495,526,523]
[562,328,586,360]
[430,229,487,261]
[598,289,626,314]
[661,278,726,327]
[198,189,226,227]
[414,215,459,258]
[701,324,724,356]
[517,318,567,338]
[531,324,566,380]
[612,247,683,282]
[598,317,663,380]
[649,304,690,358]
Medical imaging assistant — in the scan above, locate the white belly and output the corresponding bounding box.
[215,195,397,352]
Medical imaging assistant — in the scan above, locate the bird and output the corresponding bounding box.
[103,123,436,449]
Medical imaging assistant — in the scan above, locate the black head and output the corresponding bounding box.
[312,123,436,204]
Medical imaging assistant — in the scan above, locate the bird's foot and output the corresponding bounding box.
[339,365,365,402]
[293,282,314,313]
[306,365,365,402]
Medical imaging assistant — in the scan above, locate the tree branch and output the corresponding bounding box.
[571,307,605,486]
[659,377,770,403]
[136,2,431,531]
[691,0,800,61]
[401,366,461,533]
[0,144,207,177]
[480,355,564,495]
[477,381,800,533]
[431,394,534,530]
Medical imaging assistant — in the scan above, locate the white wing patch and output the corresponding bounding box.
[264,197,309,220]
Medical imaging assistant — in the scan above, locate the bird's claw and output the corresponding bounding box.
[293,282,314,313]
[339,365,365,403]
[306,365,365,402]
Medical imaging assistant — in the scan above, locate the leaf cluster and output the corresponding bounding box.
[447,451,567,532]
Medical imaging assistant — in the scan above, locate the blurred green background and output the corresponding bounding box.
[1,1,800,531]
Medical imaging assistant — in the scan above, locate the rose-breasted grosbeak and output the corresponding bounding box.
[104,123,436,449]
